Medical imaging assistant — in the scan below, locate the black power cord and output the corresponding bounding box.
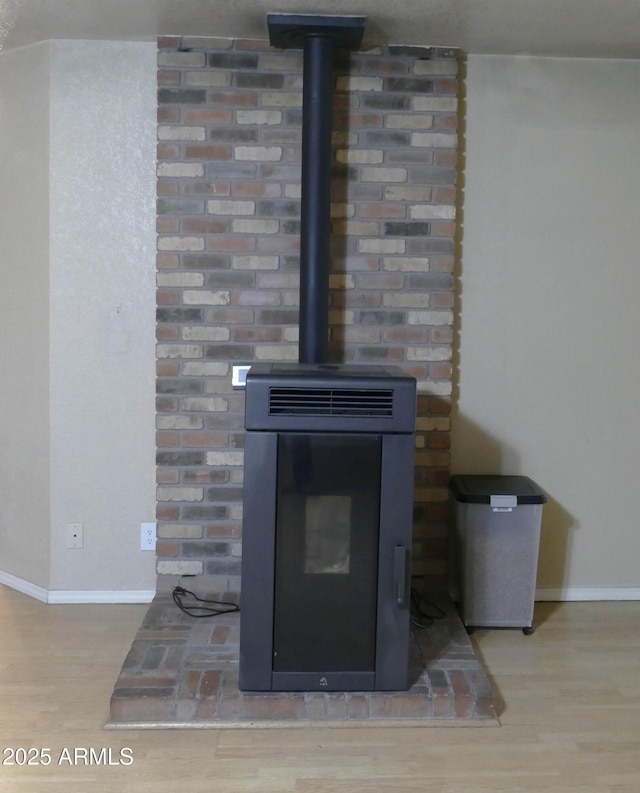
[410,587,447,629]
[172,585,240,619]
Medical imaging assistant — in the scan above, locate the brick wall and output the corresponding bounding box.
[155,36,458,594]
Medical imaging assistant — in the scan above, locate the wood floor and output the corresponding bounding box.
[1,585,639,792]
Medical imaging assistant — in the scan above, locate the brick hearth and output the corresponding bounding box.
[106,593,495,727]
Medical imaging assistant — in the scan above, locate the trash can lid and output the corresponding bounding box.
[450,475,547,505]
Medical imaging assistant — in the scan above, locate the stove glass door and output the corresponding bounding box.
[273,433,381,673]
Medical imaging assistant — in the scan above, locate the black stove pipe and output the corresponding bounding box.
[299,34,333,365]
[267,14,366,366]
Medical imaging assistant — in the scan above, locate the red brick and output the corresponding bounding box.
[234,38,271,52]
[156,289,179,306]
[233,182,282,198]
[156,505,179,521]
[357,273,405,290]
[435,78,458,94]
[197,671,223,719]
[157,106,180,123]
[241,694,305,720]
[435,150,457,166]
[182,217,230,234]
[404,364,428,380]
[157,431,179,448]
[332,327,381,344]
[435,114,458,131]
[346,694,369,720]
[449,670,471,697]
[206,524,242,539]
[156,397,178,412]
[156,328,179,343]
[200,670,222,698]
[232,327,281,342]
[433,693,453,718]
[158,142,179,160]
[183,108,232,124]
[428,433,451,450]
[383,328,429,343]
[430,292,454,308]
[158,36,181,49]
[157,470,179,485]
[455,696,475,718]
[434,187,456,204]
[431,327,454,343]
[432,221,456,237]
[430,397,452,415]
[157,362,179,379]
[335,112,382,128]
[427,468,452,485]
[182,432,228,448]
[158,69,180,86]
[207,236,256,252]
[158,181,180,196]
[156,540,179,558]
[156,253,179,270]
[185,144,231,161]
[157,217,179,234]
[209,91,258,107]
[430,362,453,379]
[369,692,429,719]
[210,626,231,644]
[430,254,456,273]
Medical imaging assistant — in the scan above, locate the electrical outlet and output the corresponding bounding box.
[140,522,156,551]
[67,523,84,549]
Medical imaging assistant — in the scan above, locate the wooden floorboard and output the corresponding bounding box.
[1,585,640,792]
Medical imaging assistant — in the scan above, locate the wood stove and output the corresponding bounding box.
[238,13,417,692]
[239,363,416,691]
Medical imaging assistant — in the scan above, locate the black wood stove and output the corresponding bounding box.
[240,363,416,691]
[238,14,417,692]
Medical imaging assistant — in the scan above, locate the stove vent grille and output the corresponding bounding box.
[268,386,394,418]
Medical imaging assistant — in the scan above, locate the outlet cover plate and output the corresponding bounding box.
[67,523,84,549]
[232,362,252,389]
[140,522,157,551]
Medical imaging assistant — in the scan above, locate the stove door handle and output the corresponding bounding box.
[394,545,409,607]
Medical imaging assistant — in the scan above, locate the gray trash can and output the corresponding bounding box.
[450,475,547,634]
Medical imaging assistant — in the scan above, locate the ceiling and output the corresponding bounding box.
[1,0,640,59]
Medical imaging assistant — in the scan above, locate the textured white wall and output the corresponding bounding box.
[455,55,640,594]
[0,43,52,589]
[48,40,157,592]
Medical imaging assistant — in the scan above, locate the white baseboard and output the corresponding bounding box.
[47,590,156,604]
[447,583,640,604]
[3,569,638,605]
[0,570,155,604]
[536,587,640,601]
[0,571,49,603]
